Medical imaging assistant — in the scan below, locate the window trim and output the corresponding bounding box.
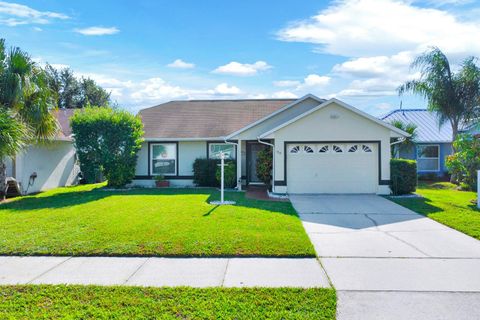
[416,144,440,172]
[207,142,237,160]
[149,142,178,176]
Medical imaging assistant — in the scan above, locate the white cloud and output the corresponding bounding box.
[271,91,298,99]
[49,63,69,70]
[167,59,195,69]
[277,0,480,57]
[301,74,331,87]
[333,51,420,97]
[74,26,119,36]
[0,1,68,26]
[81,73,245,110]
[273,80,301,87]
[273,74,331,93]
[211,83,241,95]
[213,61,272,76]
[130,78,187,102]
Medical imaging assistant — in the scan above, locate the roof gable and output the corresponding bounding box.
[225,94,325,139]
[259,98,410,138]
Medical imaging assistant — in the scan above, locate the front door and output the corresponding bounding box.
[248,142,268,184]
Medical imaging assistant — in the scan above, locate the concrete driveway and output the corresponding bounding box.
[290,194,480,320]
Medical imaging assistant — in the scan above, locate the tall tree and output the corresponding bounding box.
[45,66,111,108]
[79,77,110,107]
[0,39,58,200]
[59,68,81,108]
[398,48,480,144]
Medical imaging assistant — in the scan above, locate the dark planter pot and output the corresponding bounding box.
[155,180,170,188]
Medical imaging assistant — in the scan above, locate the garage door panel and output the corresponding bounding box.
[287,143,378,194]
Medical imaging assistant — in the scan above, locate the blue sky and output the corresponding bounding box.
[1,0,480,115]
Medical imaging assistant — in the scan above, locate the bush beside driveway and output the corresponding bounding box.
[0,184,315,257]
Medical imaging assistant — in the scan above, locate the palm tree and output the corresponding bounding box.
[0,39,58,200]
[390,120,417,158]
[398,47,480,145]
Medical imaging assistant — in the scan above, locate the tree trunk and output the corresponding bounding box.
[0,161,6,201]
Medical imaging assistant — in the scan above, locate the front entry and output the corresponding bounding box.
[247,142,269,184]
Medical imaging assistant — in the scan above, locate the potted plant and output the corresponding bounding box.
[154,175,170,187]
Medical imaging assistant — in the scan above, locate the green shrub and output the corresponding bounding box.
[390,159,417,195]
[193,158,218,187]
[193,158,236,187]
[71,107,144,188]
[215,161,237,188]
[256,147,273,189]
[446,134,480,191]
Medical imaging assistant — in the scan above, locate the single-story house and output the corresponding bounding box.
[134,95,408,195]
[5,109,80,195]
[381,109,478,177]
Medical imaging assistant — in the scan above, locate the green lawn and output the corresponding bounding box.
[390,182,480,240]
[0,184,314,257]
[0,285,336,319]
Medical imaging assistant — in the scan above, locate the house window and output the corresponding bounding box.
[151,143,177,175]
[319,145,329,153]
[362,145,372,153]
[289,145,301,154]
[304,145,314,153]
[333,145,343,153]
[417,145,440,171]
[209,143,235,160]
[348,145,358,153]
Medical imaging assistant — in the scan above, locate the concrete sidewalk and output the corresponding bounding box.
[0,256,330,288]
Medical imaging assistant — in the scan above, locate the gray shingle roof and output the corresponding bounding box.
[381,109,453,143]
[138,99,296,139]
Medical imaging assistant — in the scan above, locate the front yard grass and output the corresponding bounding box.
[0,184,315,257]
[390,182,480,240]
[0,285,336,319]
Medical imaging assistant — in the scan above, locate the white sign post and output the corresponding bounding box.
[220,152,225,203]
[210,151,235,206]
[478,170,480,209]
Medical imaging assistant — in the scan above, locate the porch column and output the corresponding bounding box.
[237,139,242,190]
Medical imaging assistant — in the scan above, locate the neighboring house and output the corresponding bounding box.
[382,109,455,177]
[134,95,408,195]
[5,109,80,195]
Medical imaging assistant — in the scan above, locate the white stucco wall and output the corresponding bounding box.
[271,102,392,194]
[135,142,149,176]
[4,157,13,177]
[179,141,207,176]
[15,141,79,194]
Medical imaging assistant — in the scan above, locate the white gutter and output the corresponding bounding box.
[257,137,275,192]
[391,137,406,146]
[390,137,406,159]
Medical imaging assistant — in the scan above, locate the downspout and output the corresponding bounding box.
[257,137,275,193]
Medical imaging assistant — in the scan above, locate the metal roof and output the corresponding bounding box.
[381,109,453,143]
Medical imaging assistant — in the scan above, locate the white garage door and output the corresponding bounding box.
[286,143,378,194]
